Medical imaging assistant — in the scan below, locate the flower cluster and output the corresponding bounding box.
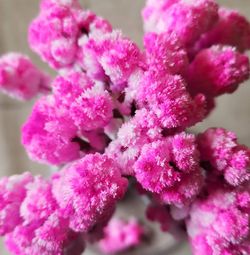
[0,0,250,254]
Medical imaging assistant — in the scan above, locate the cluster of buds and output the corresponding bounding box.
[0,0,250,254]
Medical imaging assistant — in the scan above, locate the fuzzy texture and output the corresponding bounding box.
[52,71,114,131]
[134,133,203,207]
[0,173,34,236]
[137,71,207,129]
[22,95,81,165]
[144,32,188,75]
[198,128,250,186]
[29,2,112,69]
[188,46,250,97]
[0,53,50,100]
[81,30,143,91]
[98,218,144,254]
[52,154,128,232]
[194,7,250,53]
[142,0,219,46]
[187,185,250,255]
[5,213,85,255]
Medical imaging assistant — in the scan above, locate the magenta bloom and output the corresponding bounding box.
[142,0,219,46]
[98,218,144,254]
[135,133,203,207]
[187,186,250,255]
[52,71,114,131]
[188,46,250,97]
[22,96,81,165]
[144,32,188,75]
[5,213,84,255]
[0,53,50,100]
[52,154,128,232]
[20,177,57,223]
[138,71,206,129]
[195,7,250,52]
[198,128,250,186]
[0,173,33,236]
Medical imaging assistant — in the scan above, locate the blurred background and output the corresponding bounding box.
[0,0,249,254]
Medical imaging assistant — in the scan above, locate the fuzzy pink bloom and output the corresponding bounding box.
[52,154,128,232]
[0,53,50,100]
[0,173,33,236]
[187,186,250,255]
[53,71,114,131]
[142,0,219,46]
[198,128,250,186]
[195,7,250,52]
[188,46,250,97]
[146,204,172,232]
[144,32,188,75]
[81,31,143,91]
[106,109,163,175]
[138,71,206,129]
[98,218,144,254]
[29,2,112,69]
[22,96,81,165]
[135,133,203,206]
[20,177,57,223]
[5,213,83,255]
[29,4,80,69]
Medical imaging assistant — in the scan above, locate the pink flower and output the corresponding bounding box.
[98,218,144,254]
[187,186,250,255]
[134,133,203,206]
[20,177,57,223]
[0,173,33,235]
[53,71,114,131]
[137,71,206,129]
[22,96,81,165]
[0,53,50,100]
[195,7,250,52]
[142,0,219,46]
[188,46,250,97]
[198,128,250,186]
[144,32,188,75]
[52,154,128,232]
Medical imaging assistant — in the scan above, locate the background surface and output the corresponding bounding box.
[0,0,249,254]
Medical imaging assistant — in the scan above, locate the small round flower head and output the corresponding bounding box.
[106,109,162,175]
[20,177,57,223]
[5,213,81,255]
[52,154,128,232]
[98,218,145,254]
[22,95,81,165]
[135,133,203,206]
[53,71,114,131]
[138,71,206,129]
[81,30,143,91]
[187,186,250,255]
[197,128,250,186]
[29,4,80,69]
[146,203,172,232]
[188,46,250,97]
[0,53,50,100]
[144,32,188,75]
[0,173,33,236]
[196,7,250,52]
[142,0,219,46]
